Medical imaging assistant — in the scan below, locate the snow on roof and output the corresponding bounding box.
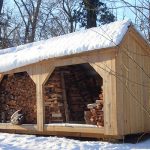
[0,19,131,73]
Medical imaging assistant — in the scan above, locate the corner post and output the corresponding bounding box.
[90,58,118,136]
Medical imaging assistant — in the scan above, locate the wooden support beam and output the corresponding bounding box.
[89,63,105,79]
[0,123,37,131]
[60,72,69,122]
[0,74,4,83]
[27,63,55,131]
[90,60,118,136]
[36,78,44,132]
[45,124,104,135]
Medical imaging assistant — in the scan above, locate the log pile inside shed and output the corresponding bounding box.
[0,72,36,124]
[44,64,104,127]
[85,93,104,127]
[0,64,104,127]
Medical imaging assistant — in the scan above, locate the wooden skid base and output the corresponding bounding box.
[0,123,123,139]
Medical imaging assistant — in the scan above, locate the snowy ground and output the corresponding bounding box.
[0,133,150,150]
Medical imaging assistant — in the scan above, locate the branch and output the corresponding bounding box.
[13,0,27,26]
[20,0,32,24]
[0,0,3,14]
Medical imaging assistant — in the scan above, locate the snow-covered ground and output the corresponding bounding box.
[0,133,150,150]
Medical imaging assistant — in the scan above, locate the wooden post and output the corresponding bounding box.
[90,60,118,135]
[27,63,55,131]
[0,74,3,83]
[36,76,44,131]
[61,72,69,122]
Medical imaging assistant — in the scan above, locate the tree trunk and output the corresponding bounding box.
[0,0,3,14]
[0,0,3,41]
[83,0,97,28]
[30,0,42,42]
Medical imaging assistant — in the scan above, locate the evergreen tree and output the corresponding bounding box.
[0,0,4,47]
[0,0,11,48]
[75,0,115,28]
[0,0,3,14]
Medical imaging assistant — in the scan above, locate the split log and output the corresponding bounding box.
[85,93,104,127]
[44,65,103,124]
[0,72,37,124]
[11,110,24,125]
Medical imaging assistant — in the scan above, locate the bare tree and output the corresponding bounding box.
[108,0,150,41]
[0,0,18,48]
[62,0,79,32]
[6,0,114,45]
[14,0,42,43]
[12,0,79,43]
[37,0,81,38]
[0,0,3,14]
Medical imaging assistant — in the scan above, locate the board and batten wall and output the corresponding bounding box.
[116,27,150,135]
[0,48,120,136]
[0,27,149,138]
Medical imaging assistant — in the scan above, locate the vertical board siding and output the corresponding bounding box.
[90,53,118,135]
[115,49,124,135]
[117,30,150,135]
[0,49,117,136]
[0,27,149,138]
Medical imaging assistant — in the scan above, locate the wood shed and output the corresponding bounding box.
[0,20,149,139]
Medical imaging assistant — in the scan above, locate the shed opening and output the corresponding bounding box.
[0,72,37,124]
[44,63,104,127]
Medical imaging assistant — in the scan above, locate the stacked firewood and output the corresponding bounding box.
[64,67,93,122]
[44,68,65,123]
[44,65,103,124]
[0,72,37,124]
[0,65,104,126]
[84,92,104,127]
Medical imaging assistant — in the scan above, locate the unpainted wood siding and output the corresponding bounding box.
[116,28,150,135]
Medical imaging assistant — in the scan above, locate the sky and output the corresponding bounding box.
[5,0,137,22]
[4,0,146,38]
[107,0,138,21]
